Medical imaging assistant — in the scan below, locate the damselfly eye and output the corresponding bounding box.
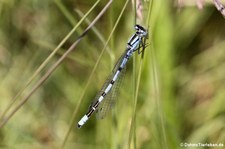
[135,24,146,31]
[134,24,147,37]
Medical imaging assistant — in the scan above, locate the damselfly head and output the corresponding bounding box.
[134,24,148,37]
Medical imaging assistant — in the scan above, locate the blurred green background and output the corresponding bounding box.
[0,0,225,149]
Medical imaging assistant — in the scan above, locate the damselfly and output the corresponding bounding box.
[77,24,148,128]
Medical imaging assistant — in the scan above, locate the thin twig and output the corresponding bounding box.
[74,9,115,63]
[213,0,225,17]
[0,0,100,122]
[60,0,114,148]
[128,58,145,149]
[0,0,107,129]
[132,0,144,23]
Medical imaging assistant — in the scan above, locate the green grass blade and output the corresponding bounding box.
[0,0,101,124]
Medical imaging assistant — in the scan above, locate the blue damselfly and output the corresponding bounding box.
[77,24,148,128]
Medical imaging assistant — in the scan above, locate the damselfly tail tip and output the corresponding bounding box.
[77,123,82,128]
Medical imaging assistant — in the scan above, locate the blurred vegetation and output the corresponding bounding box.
[0,0,225,149]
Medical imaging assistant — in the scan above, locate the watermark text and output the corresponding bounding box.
[180,142,224,148]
